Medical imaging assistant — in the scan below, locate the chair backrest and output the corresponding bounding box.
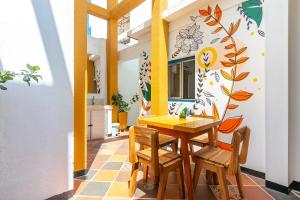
[228,126,250,175]
[129,125,160,176]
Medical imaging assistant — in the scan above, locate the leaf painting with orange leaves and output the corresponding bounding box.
[218,116,243,133]
[199,4,254,133]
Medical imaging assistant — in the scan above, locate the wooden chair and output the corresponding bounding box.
[188,115,217,155]
[129,126,185,200]
[192,126,250,200]
[137,115,179,182]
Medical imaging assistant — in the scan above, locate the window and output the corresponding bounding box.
[168,58,195,100]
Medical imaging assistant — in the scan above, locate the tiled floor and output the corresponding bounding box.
[73,137,299,200]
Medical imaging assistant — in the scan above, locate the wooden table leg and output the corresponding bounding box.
[181,138,194,200]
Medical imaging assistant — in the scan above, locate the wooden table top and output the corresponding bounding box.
[138,115,221,133]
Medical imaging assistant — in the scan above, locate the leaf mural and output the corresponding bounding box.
[142,82,151,101]
[199,5,254,133]
[219,116,243,133]
[242,0,263,28]
[141,100,151,111]
[231,91,253,101]
[212,103,220,120]
[227,104,239,110]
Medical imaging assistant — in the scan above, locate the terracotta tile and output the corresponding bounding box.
[75,196,102,200]
[94,155,111,162]
[98,149,116,155]
[194,185,216,200]
[107,155,128,162]
[227,173,257,186]
[74,180,88,195]
[165,184,184,199]
[247,174,266,186]
[93,170,119,182]
[116,171,131,182]
[106,182,130,197]
[243,186,274,200]
[89,161,104,170]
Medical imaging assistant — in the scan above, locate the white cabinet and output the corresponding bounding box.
[87,105,112,140]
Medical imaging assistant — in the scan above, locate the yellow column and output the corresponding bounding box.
[74,0,87,172]
[151,0,169,115]
[107,0,119,122]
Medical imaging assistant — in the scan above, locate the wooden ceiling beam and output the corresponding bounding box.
[109,0,145,19]
[86,2,109,19]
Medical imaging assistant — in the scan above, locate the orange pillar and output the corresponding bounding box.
[107,0,119,122]
[151,0,169,115]
[74,0,87,172]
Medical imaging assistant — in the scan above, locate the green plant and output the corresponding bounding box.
[0,64,42,90]
[112,92,139,112]
[179,107,189,118]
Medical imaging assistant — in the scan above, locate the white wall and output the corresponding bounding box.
[0,0,74,199]
[118,59,140,125]
[130,0,152,29]
[289,0,300,183]
[265,0,289,186]
[118,34,151,125]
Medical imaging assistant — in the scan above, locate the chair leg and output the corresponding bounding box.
[189,144,194,156]
[193,160,202,191]
[176,162,185,199]
[143,164,149,182]
[157,170,169,200]
[171,141,178,153]
[216,167,229,200]
[236,166,244,198]
[129,162,139,197]
[206,170,213,185]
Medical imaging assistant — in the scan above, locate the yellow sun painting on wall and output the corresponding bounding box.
[197,47,218,73]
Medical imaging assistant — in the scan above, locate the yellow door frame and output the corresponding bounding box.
[74,0,145,174]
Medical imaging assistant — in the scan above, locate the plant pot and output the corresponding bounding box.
[118,112,128,130]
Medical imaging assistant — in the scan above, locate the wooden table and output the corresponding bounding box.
[138,115,221,200]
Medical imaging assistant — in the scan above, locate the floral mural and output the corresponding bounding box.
[139,51,151,115]
[172,23,204,58]
[167,2,265,135]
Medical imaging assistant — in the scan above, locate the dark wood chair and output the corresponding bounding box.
[192,126,250,200]
[129,126,185,200]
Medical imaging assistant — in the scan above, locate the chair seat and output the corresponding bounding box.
[193,146,231,167]
[137,148,181,166]
[189,134,209,145]
[159,134,177,147]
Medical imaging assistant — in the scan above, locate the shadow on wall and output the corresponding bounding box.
[0,0,73,199]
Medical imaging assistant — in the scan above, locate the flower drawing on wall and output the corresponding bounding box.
[198,5,253,134]
[173,23,204,58]
[139,51,151,115]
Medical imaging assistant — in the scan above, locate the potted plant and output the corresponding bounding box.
[112,92,139,130]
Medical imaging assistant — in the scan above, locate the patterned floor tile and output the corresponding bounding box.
[107,155,128,162]
[74,137,295,200]
[77,170,98,181]
[102,162,124,170]
[74,180,88,195]
[93,170,119,182]
[120,162,131,171]
[106,182,130,197]
[116,171,131,182]
[80,182,111,197]
[74,196,102,200]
